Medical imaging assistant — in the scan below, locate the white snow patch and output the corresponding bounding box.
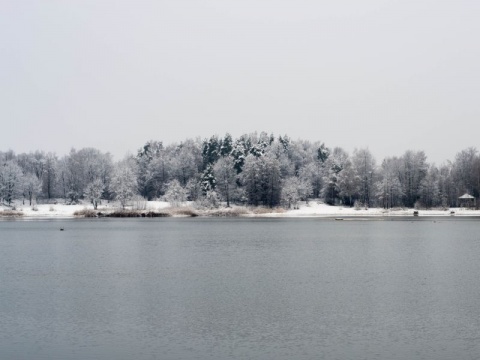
[1,199,479,218]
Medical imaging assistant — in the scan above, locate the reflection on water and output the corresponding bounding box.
[1,218,480,360]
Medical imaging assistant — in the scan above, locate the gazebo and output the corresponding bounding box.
[458,193,476,209]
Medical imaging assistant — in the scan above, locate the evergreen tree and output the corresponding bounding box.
[220,133,233,157]
[202,136,220,168]
[201,164,216,194]
[231,139,248,174]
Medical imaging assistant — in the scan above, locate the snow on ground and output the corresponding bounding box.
[0,199,171,218]
[1,199,479,218]
[279,202,480,217]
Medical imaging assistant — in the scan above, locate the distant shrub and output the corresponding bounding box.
[66,191,80,205]
[205,207,250,217]
[194,191,220,209]
[73,209,97,217]
[1,210,23,217]
[168,207,199,217]
[250,207,286,214]
[107,209,170,218]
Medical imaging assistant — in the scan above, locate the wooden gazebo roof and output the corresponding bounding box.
[458,193,476,209]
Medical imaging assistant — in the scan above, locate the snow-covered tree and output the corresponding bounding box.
[452,147,480,202]
[0,161,24,205]
[185,177,202,201]
[322,147,349,205]
[42,153,57,199]
[202,135,220,168]
[317,143,330,164]
[54,148,111,203]
[298,162,323,199]
[220,133,233,157]
[241,153,281,207]
[281,176,312,209]
[231,138,248,173]
[6,132,480,211]
[23,173,42,206]
[375,157,404,209]
[352,148,376,207]
[201,164,216,194]
[286,139,311,174]
[136,140,163,199]
[281,177,300,209]
[398,150,428,207]
[266,141,295,178]
[197,190,220,209]
[84,178,105,210]
[278,134,290,152]
[336,159,358,206]
[112,161,138,209]
[213,156,236,207]
[437,162,457,207]
[164,179,187,207]
[418,165,440,209]
[171,140,201,186]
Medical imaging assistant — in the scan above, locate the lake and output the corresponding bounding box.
[1,217,480,360]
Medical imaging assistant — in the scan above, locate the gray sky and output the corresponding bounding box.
[1,0,479,164]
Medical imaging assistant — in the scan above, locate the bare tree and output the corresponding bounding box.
[213,156,237,207]
[23,174,42,206]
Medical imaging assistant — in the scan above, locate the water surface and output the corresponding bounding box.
[1,218,480,359]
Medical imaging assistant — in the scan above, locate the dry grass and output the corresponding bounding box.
[107,209,170,217]
[72,205,287,218]
[73,209,98,217]
[250,206,286,214]
[204,207,251,217]
[1,209,23,217]
[73,207,195,218]
[167,207,199,217]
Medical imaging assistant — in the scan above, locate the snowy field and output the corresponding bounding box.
[1,200,479,218]
[0,200,170,218]
[274,202,480,217]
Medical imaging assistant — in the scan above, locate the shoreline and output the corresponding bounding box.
[1,200,479,219]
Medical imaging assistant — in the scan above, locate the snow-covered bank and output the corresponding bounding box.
[259,202,480,217]
[0,200,170,218]
[1,200,480,218]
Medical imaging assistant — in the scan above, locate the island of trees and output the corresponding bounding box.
[1,132,479,210]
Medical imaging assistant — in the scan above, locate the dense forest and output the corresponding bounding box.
[1,132,479,209]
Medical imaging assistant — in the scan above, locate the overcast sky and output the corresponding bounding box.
[1,0,479,164]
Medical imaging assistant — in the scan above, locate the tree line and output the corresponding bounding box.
[1,132,479,209]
